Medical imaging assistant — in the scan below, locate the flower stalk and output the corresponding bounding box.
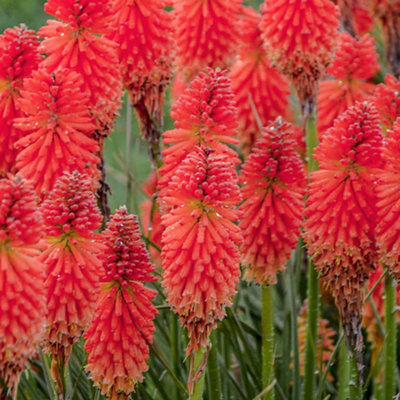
[384,273,396,400]
[262,284,275,400]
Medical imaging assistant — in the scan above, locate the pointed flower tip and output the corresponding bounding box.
[159,68,239,200]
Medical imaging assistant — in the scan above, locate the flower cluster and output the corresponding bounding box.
[14,68,99,197]
[260,0,339,113]
[84,207,157,399]
[40,171,103,359]
[158,68,239,203]
[0,176,46,394]
[0,25,42,175]
[161,146,242,354]
[38,0,122,133]
[173,0,241,81]
[239,118,306,284]
[317,32,379,135]
[304,101,383,350]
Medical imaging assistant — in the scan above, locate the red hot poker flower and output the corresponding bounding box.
[107,0,173,165]
[375,118,400,281]
[260,0,339,114]
[0,25,42,175]
[161,146,242,354]
[239,118,307,285]
[229,7,291,153]
[0,176,46,394]
[84,207,157,399]
[38,0,122,134]
[304,101,383,350]
[158,68,239,204]
[317,33,379,135]
[372,73,400,132]
[173,0,241,81]
[14,67,99,198]
[39,172,103,359]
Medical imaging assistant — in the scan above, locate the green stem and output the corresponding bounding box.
[384,273,397,400]
[349,353,362,400]
[338,336,350,399]
[289,244,301,400]
[207,332,222,400]
[170,313,180,400]
[303,259,319,400]
[262,284,275,400]
[189,348,208,400]
[303,110,320,400]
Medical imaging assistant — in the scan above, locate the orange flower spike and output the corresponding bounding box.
[14,67,99,197]
[173,0,242,80]
[304,101,383,349]
[0,176,46,394]
[158,68,239,201]
[39,172,104,358]
[317,33,379,134]
[38,0,122,133]
[376,118,400,281]
[0,25,42,175]
[229,7,291,153]
[107,0,173,103]
[260,0,339,113]
[161,146,242,354]
[239,118,307,285]
[84,207,157,399]
[372,74,400,132]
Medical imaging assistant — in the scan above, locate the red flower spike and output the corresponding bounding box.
[317,33,379,135]
[260,0,339,113]
[107,0,173,165]
[229,7,291,153]
[107,0,173,105]
[375,119,400,281]
[298,300,336,381]
[84,207,157,399]
[14,67,99,197]
[239,118,307,285]
[0,25,42,176]
[38,0,122,134]
[0,175,46,394]
[372,74,400,132]
[158,68,239,204]
[161,146,242,354]
[173,0,241,81]
[39,172,103,358]
[304,101,383,351]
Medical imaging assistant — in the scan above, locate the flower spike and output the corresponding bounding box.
[0,175,46,395]
[40,171,104,359]
[239,118,307,284]
[161,146,242,354]
[304,101,383,351]
[84,207,157,399]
